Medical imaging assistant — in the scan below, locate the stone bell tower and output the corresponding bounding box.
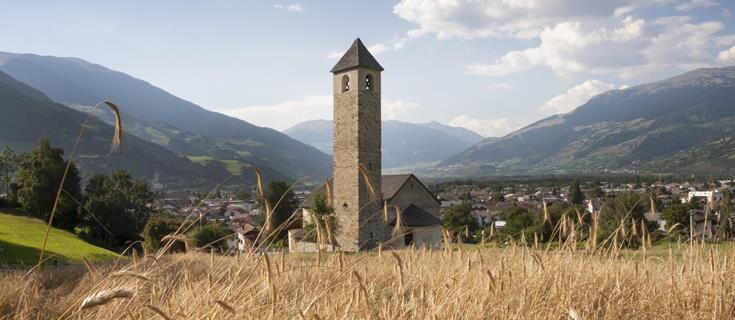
[331,38,384,251]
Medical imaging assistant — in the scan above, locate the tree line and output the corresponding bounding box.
[441,181,735,247]
[0,139,232,253]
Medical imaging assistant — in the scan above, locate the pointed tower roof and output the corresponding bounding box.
[330,38,384,73]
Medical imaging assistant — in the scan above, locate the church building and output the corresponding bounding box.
[291,39,442,252]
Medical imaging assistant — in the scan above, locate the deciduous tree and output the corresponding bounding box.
[14,139,82,228]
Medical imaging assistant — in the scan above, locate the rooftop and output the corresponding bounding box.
[330,38,384,73]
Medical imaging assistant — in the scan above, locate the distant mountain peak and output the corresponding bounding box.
[284,119,484,168]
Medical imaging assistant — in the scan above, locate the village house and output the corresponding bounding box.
[683,190,724,208]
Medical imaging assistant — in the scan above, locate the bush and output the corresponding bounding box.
[143,214,185,252]
[190,222,232,251]
[442,204,478,242]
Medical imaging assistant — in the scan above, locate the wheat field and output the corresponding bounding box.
[2,243,734,320]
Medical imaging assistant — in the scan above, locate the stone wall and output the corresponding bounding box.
[332,67,382,251]
[377,176,442,248]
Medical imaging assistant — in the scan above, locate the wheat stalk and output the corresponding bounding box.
[357,163,377,200]
[37,100,123,269]
[79,287,133,310]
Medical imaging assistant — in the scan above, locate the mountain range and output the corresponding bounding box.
[2,48,735,183]
[284,120,484,169]
[0,70,242,189]
[436,67,735,177]
[0,52,331,186]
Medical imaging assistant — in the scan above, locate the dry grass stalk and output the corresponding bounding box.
[214,300,236,315]
[37,100,123,269]
[110,271,151,281]
[357,163,377,200]
[383,200,389,223]
[79,287,133,310]
[103,101,123,152]
[255,168,265,199]
[144,304,173,320]
[392,206,404,237]
[325,178,333,207]
[568,308,580,320]
[161,234,191,252]
[10,219,735,320]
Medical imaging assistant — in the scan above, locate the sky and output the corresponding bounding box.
[1,0,735,137]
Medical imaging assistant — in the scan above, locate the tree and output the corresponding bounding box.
[568,181,584,205]
[497,206,543,241]
[258,180,297,239]
[589,186,605,199]
[497,203,573,242]
[232,190,251,200]
[303,192,337,243]
[490,192,505,203]
[143,214,185,252]
[14,139,82,228]
[660,203,692,236]
[0,146,22,195]
[190,222,231,251]
[596,192,656,248]
[441,204,478,242]
[84,171,154,247]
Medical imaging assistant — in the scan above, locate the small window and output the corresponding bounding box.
[364,74,373,91]
[404,232,414,246]
[341,75,350,92]
[369,232,374,239]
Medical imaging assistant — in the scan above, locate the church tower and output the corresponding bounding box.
[331,38,384,251]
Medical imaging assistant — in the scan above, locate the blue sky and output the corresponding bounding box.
[1,0,734,136]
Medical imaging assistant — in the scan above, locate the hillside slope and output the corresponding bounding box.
[0,52,331,180]
[284,120,484,168]
[438,67,735,177]
[0,70,241,189]
[0,210,118,264]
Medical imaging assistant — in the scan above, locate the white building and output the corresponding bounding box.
[683,191,724,208]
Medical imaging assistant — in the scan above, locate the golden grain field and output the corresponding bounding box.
[2,243,735,320]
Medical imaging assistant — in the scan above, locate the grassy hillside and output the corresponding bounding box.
[0,210,118,265]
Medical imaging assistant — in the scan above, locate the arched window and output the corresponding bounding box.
[364,74,373,91]
[341,75,350,92]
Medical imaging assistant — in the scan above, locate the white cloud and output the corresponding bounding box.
[326,51,343,59]
[538,80,617,115]
[274,3,303,12]
[465,18,648,77]
[327,30,426,59]
[449,115,524,137]
[393,0,652,39]
[368,43,390,55]
[224,96,422,130]
[383,100,420,120]
[614,6,636,17]
[675,0,719,11]
[466,15,727,79]
[718,46,735,63]
[395,0,731,81]
[224,95,331,130]
[487,83,513,89]
[642,16,723,66]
